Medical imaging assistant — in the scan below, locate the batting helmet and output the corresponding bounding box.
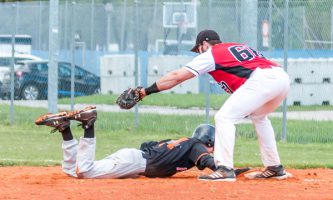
[192,124,215,147]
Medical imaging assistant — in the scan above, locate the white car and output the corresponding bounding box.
[0,53,43,84]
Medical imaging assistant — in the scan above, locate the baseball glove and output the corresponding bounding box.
[116,87,144,109]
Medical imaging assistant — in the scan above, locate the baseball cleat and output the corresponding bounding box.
[35,112,70,133]
[66,106,97,129]
[234,167,251,176]
[245,165,288,180]
[198,166,236,182]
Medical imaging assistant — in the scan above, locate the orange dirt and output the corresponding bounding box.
[0,166,332,200]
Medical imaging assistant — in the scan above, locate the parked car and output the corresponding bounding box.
[0,53,42,84]
[0,60,100,100]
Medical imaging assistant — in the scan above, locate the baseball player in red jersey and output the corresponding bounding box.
[139,30,290,181]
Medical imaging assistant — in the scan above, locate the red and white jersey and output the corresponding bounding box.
[184,43,279,93]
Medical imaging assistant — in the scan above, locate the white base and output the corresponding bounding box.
[244,171,293,180]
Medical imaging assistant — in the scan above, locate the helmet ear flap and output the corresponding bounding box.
[207,138,214,147]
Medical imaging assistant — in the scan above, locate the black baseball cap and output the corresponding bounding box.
[191,30,221,53]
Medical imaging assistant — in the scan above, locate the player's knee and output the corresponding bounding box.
[214,111,232,123]
[251,115,270,124]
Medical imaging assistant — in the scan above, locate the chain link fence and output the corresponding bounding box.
[0,0,332,143]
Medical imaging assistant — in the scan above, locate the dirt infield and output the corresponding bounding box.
[0,166,332,200]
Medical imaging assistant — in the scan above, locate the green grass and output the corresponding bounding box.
[0,124,332,168]
[58,93,333,111]
[0,104,332,168]
[236,118,333,143]
[58,93,229,109]
[233,140,333,168]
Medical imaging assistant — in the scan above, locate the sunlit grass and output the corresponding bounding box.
[0,124,332,168]
[0,105,332,167]
[58,93,333,111]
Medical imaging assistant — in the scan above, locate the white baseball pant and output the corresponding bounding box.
[61,137,146,178]
[214,67,290,168]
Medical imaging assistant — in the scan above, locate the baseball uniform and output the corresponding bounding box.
[62,137,215,178]
[185,43,290,168]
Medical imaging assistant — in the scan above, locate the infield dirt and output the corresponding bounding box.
[0,166,332,200]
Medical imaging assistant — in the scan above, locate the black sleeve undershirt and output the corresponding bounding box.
[188,143,217,171]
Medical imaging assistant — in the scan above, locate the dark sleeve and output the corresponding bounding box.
[188,143,217,171]
[197,154,217,171]
[158,139,172,144]
[139,141,159,150]
[139,139,172,150]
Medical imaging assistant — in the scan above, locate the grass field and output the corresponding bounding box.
[58,94,333,111]
[0,104,332,168]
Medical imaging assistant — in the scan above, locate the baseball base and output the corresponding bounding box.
[244,171,293,180]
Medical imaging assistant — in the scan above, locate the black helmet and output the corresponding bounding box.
[192,124,215,147]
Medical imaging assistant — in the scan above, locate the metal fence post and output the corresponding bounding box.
[10,3,17,125]
[38,1,42,50]
[48,0,59,113]
[64,0,69,55]
[120,0,127,51]
[281,0,289,142]
[70,1,76,111]
[268,0,272,57]
[204,74,210,124]
[134,0,139,128]
[90,0,95,68]
[205,0,212,124]
[331,7,333,50]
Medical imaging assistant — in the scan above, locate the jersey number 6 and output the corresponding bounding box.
[228,45,264,62]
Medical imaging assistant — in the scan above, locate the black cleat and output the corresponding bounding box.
[35,112,70,133]
[66,106,97,129]
[253,165,288,180]
[198,166,236,182]
[235,167,251,176]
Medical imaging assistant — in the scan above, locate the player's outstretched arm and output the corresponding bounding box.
[116,68,194,109]
[156,68,195,91]
[140,68,195,98]
[197,154,251,176]
[196,154,217,171]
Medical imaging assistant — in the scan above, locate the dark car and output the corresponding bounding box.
[0,60,100,100]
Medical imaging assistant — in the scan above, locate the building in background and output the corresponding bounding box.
[0,35,32,54]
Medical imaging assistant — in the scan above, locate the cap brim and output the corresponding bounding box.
[190,44,200,53]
